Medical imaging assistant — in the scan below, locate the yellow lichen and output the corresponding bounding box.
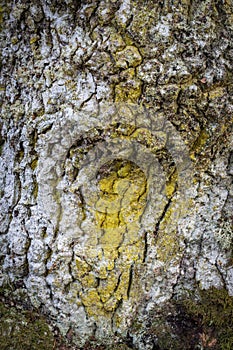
[98,271,119,303]
[30,36,39,45]
[81,273,98,288]
[156,229,179,263]
[76,159,147,318]
[114,67,142,103]
[32,182,38,199]
[108,32,126,52]
[118,239,144,260]
[80,289,101,307]
[117,163,131,177]
[98,173,117,193]
[165,171,177,198]
[30,159,38,170]
[115,46,142,68]
[115,79,142,103]
[208,87,225,99]
[156,206,182,264]
[100,230,123,251]
[98,266,108,279]
[76,257,91,277]
[114,269,130,301]
[190,129,209,159]
[131,128,154,145]
[103,296,119,312]
[80,289,105,317]
[95,160,147,228]
[11,36,18,45]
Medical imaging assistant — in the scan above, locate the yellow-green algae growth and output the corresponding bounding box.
[76,160,147,318]
[96,160,147,228]
[71,124,182,320]
[156,206,181,264]
[190,128,209,160]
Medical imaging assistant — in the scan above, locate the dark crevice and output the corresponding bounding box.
[154,196,172,238]
[127,263,134,298]
[142,231,148,263]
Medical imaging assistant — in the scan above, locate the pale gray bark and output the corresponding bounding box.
[0,1,233,349]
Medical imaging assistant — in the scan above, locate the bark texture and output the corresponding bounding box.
[0,0,233,349]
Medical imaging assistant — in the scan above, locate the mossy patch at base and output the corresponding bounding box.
[0,301,54,350]
[175,287,233,350]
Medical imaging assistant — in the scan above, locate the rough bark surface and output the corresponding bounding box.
[0,0,233,349]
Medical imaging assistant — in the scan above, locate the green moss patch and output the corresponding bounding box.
[0,302,54,350]
[175,287,233,350]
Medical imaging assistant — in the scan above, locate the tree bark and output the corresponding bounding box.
[0,0,233,349]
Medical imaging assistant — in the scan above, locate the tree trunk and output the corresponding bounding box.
[0,0,233,349]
